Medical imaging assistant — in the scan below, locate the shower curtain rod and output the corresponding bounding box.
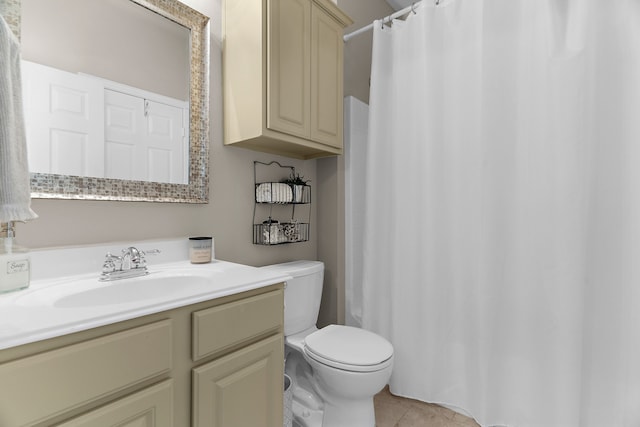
[343,0,429,42]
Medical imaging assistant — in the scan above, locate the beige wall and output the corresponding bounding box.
[15,0,317,268]
[316,156,344,327]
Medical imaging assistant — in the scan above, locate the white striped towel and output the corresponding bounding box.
[0,15,37,222]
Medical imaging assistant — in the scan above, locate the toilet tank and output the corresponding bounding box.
[261,261,324,336]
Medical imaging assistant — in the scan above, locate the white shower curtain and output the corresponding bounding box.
[352,0,640,426]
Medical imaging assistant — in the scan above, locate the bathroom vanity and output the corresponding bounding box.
[0,240,289,427]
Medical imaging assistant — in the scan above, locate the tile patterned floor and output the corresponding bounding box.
[374,387,481,427]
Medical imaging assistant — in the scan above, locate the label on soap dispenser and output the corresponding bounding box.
[7,259,29,274]
[0,256,30,293]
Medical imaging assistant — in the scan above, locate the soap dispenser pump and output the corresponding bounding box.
[0,222,30,293]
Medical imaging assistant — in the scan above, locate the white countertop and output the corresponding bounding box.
[0,239,290,351]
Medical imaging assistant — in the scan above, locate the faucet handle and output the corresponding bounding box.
[135,252,147,269]
[102,252,121,273]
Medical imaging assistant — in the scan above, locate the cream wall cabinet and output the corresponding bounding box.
[0,285,284,427]
[223,0,352,159]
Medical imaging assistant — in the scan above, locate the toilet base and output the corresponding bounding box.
[285,334,391,427]
[290,389,375,427]
[292,398,323,427]
[320,397,375,427]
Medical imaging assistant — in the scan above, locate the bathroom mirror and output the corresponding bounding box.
[17,0,210,203]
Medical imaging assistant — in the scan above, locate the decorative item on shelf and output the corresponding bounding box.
[282,220,300,242]
[262,217,285,244]
[256,182,293,203]
[280,172,311,203]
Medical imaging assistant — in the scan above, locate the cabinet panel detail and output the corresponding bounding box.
[192,334,284,427]
[267,0,311,138]
[310,4,343,148]
[0,320,172,426]
[56,380,174,427]
[192,289,283,361]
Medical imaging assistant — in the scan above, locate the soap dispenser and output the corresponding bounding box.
[0,222,30,293]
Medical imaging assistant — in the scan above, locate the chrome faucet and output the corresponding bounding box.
[99,246,150,281]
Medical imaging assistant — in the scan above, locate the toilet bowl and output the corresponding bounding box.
[261,261,394,427]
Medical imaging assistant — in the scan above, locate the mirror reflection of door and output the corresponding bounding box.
[20,0,190,185]
[105,90,186,184]
[21,61,104,178]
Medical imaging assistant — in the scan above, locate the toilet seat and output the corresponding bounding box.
[303,325,394,373]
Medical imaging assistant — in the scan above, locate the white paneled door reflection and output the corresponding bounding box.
[105,90,186,184]
[22,60,104,178]
[22,60,188,185]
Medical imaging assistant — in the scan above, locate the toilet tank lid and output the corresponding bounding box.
[260,260,324,277]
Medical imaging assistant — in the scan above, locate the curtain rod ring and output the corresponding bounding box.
[383,14,392,29]
[411,2,417,14]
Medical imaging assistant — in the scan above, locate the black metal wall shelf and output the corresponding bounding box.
[253,161,311,245]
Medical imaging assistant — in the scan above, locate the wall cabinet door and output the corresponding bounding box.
[310,3,344,148]
[223,0,352,159]
[267,0,344,148]
[192,334,284,427]
[267,0,311,139]
[57,380,174,427]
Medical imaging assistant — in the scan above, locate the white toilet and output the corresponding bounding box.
[262,261,393,427]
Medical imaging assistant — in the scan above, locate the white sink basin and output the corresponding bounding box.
[57,274,212,308]
[16,270,217,309]
[0,238,291,351]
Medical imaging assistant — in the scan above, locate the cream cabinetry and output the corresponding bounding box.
[191,289,284,426]
[193,335,283,426]
[0,285,284,427]
[57,381,174,427]
[223,0,352,159]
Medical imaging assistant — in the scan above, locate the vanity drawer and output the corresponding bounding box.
[0,320,172,426]
[57,379,174,427]
[192,288,283,361]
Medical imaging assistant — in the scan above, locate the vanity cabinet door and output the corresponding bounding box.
[57,380,174,427]
[192,334,284,427]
